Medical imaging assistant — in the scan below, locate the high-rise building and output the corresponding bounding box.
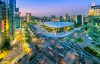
[50,15,60,22]
[0,0,6,48]
[9,0,16,38]
[59,16,63,21]
[88,2,100,17]
[26,13,31,23]
[0,0,6,33]
[15,8,21,29]
[88,2,100,43]
[0,0,18,41]
[70,14,84,26]
[63,14,70,22]
[0,0,11,49]
[70,15,77,23]
[76,14,84,26]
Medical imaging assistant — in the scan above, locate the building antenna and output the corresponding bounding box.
[91,0,95,6]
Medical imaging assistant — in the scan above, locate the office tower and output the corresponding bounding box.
[63,14,70,22]
[9,0,16,39]
[15,8,21,29]
[0,0,17,43]
[87,2,100,43]
[26,13,31,23]
[0,0,11,49]
[59,16,63,21]
[0,0,5,48]
[76,14,84,25]
[42,16,50,22]
[0,0,5,32]
[88,2,100,17]
[51,15,56,19]
[70,15,77,23]
[0,0,7,33]
[0,0,7,39]
[50,15,60,21]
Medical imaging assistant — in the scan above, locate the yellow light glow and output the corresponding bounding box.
[22,43,32,54]
[0,51,8,59]
[6,19,10,31]
[88,9,94,16]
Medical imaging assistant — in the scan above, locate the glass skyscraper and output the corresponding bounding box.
[9,0,16,39]
[0,0,17,41]
[88,2,100,43]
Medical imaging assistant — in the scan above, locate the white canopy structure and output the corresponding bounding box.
[42,22,74,28]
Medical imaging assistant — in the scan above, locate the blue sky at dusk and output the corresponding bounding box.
[16,0,100,16]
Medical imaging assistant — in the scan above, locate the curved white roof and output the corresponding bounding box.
[34,25,77,38]
[43,22,74,28]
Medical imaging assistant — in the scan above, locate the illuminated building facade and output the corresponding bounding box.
[70,15,84,27]
[0,0,5,47]
[9,0,16,38]
[50,15,60,22]
[41,22,74,34]
[88,2,100,17]
[0,0,12,49]
[62,14,70,22]
[35,22,75,37]
[88,2,100,43]
[0,0,7,44]
[70,15,77,23]
[0,0,17,42]
[0,0,6,33]
[26,13,31,23]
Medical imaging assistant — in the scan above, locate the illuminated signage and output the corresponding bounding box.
[1,20,4,32]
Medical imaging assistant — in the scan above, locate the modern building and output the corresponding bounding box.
[0,0,5,49]
[0,0,6,33]
[70,15,77,23]
[26,13,31,23]
[0,0,18,44]
[0,0,10,44]
[88,2,100,43]
[34,22,75,37]
[0,0,17,41]
[76,14,84,26]
[0,0,14,50]
[70,15,84,26]
[62,14,70,22]
[41,16,51,22]
[15,8,21,29]
[41,22,74,33]
[88,2,100,17]
[2,0,18,41]
[9,0,16,38]
[50,15,60,22]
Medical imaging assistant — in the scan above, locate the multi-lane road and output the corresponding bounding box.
[27,24,100,64]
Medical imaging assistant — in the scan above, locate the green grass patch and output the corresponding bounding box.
[76,38,84,43]
[84,46,100,58]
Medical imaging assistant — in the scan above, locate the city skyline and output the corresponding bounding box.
[17,0,100,16]
[0,0,100,64]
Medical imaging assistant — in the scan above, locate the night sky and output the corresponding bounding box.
[16,0,100,16]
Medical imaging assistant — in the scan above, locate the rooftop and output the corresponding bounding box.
[42,22,74,28]
[91,5,100,8]
[34,25,78,38]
